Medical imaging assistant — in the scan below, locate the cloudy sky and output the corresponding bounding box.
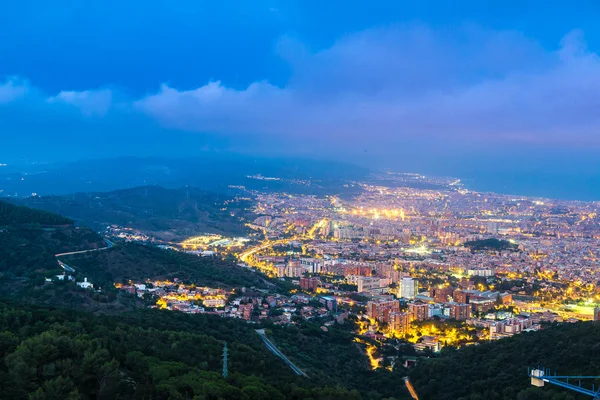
[2,1,600,198]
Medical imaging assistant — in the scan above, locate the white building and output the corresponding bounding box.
[357,276,382,293]
[397,277,418,299]
[77,278,94,290]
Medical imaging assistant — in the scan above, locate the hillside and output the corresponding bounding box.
[0,301,372,400]
[61,242,275,291]
[269,320,408,399]
[0,201,122,310]
[0,200,73,226]
[14,185,253,240]
[408,321,600,399]
[0,201,105,279]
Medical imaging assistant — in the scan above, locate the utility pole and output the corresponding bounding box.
[222,343,228,379]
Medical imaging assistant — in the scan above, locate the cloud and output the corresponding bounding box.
[0,77,29,104]
[133,26,600,150]
[47,88,113,116]
[3,25,600,157]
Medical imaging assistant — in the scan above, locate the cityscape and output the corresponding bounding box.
[2,2,600,399]
[86,172,600,372]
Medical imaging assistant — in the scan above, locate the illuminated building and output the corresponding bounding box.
[389,312,410,334]
[367,300,400,322]
[409,301,429,321]
[467,269,494,277]
[300,257,324,273]
[414,336,441,352]
[358,276,383,293]
[431,286,454,303]
[447,302,471,320]
[203,298,226,308]
[398,277,419,299]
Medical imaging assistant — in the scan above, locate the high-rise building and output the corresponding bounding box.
[409,301,429,321]
[299,276,320,292]
[431,286,454,303]
[367,300,400,322]
[300,258,323,274]
[448,303,471,320]
[453,289,471,304]
[398,277,419,299]
[389,312,410,334]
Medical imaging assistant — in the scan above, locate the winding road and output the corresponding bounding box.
[55,238,114,272]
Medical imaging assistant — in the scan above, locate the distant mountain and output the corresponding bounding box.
[13,185,252,240]
[0,155,369,197]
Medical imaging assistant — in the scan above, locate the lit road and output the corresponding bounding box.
[55,238,114,258]
[404,377,419,400]
[256,329,308,377]
[237,218,328,268]
[239,239,290,264]
[55,238,115,272]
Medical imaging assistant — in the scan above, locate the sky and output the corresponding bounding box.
[2,1,600,199]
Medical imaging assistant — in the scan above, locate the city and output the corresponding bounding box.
[2,2,600,399]
[90,172,600,372]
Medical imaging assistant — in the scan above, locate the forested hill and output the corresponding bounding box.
[0,301,382,400]
[13,185,253,240]
[0,202,107,309]
[61,242,276,291]
[0,200,73,226]
[408,321,600,400]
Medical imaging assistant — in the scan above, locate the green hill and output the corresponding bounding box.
[0,200,73,226]
[13,185,253,240]
[0,301,372,400]
[408,321,600,400]
[60,242,275,291]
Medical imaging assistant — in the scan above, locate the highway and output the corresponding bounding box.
[55,238,114,258]
[55,238,114,272]
[238,218,328,267]
[256,329,308,377]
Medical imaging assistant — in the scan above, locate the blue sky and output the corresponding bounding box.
[2,1,600,198]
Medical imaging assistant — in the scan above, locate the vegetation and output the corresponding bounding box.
[0,202,112,310]
[0,200,73,226]
[14,185,253,239]
[464,238,518,252]
[268,320,409,399]
[0,301,377,400]
[408,321,600,400]
[61,242,277,291]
